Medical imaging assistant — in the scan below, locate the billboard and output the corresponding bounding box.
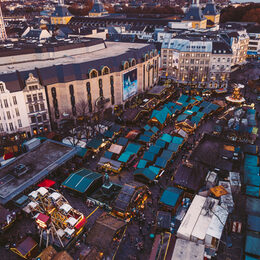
[122,68,138,101]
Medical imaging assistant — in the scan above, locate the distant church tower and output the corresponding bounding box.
[0,4,7,41]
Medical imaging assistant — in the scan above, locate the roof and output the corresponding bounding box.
[86,213,126,253]
[86,138,103,150]
[125,143,142,154]
[134,168,157,182]
[51,6,72,17]
[62,168,102,193]
[118,151,133,163]
[202,2,218,16]
[183,5,206,22]
[148,145,161,155]
[247,215,260,232]
[90,1,108,14]
[108,144,124,154]
[245,231,260,257]
[13,237,38,257]
[36,245,57,260]
[52,251,74,260]
[160,133,172,143]
[160,187,183,208]
[117,137,128,146]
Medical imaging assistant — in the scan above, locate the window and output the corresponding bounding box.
[42,114,47,121]
[18,119,22,127]
[9,123,14,131]
[0,83,4,93]
[190,59,194,64]
[29,105,34,113]
[37,116,42,123]
[89,69,98,78]
[15,108,20,116]
[4,99,8,108]
[38,93,43,100]
[40,103,45,111]
[217,58,220,62]
[6,111,11,120]
[27,95,32,103]
[0,123,3,132]
[200,60,204,64]
[33,94,37,101]
[31,116,36,123]
[34,104,39,112]
[12,96,17,105]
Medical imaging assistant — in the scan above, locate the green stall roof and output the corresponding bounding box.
[172,136,184,144]
[160,133,173,143]
[168,143,180,153]
[245,231,260,257]
[137,159,148,169]
[125,143,142,154]
[143,151,156,162]
[159,187,183,208]
[134,168,157,182]
[62,168,102,193]
[118,151,133,163]
[148,145,161,155]
[246,185,260,198]
[151,107,171,124]
[155,157,168,168]
[245,154,259,167]
[87,138,103,149]
[247,215,260,232]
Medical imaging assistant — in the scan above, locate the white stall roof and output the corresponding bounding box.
[28,191,38,199]
[64,227,75,236]
[171,238,205,260]
[37,187,48,196]
[49,192,61,201]
[66,217,77,227]
[60,203,72,213]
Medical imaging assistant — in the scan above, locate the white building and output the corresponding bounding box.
[247,25,260,57]
[0,73,50,136]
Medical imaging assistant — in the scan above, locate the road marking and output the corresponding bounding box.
[112,225,128,260]
[86,206,99,219]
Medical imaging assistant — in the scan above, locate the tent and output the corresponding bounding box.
[159,187,183,209]
[125,143,142,154]
[155,157,168,168]
[176,114,188,123]
[150,107,171,126]
[37,179,55,188]
[144,125,151,131]
[246,197,260,217]
[125,130,141,140]
[160,133,173,143]
[108,144,124,155]
[143,131,154,138]
[143,151,156,162]
[148,166,162,176]
[134,168,157,183]
[246,185,260,198]
[104,151,113,159]
[62,168,103,194]
[151,126,159,134]
[148,145,161,155]
[244,166,260,176]
[137,159,148,169]
[244,144,258,155]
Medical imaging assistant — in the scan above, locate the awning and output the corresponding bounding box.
[172,136,184,144]
[245,154,259,167]
[168,143,180,153]
[37,179,56,188]
[161,150,174,161]
[155,139,167,149]
[144,125,151,131]
[151,126,159,134]
[138,134,151,143]
[245,231,260,257]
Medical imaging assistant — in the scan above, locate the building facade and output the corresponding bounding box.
[161,34,232,88]
[0,73,50,136]
[202,0,220,28]
[247,25,260,58]
[50,0,72,25]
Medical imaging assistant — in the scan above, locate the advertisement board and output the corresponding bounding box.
[123,68,138,101]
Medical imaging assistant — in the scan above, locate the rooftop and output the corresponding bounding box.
[0,140,77,204]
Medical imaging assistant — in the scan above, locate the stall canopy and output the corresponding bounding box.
[138,134,151,143]
[143,151,156,162]
[160,133,173,143]
[62,168,102,194]
[134,168,157,183]
[244,166,260,176]
[191,106,200,113]
[110,124,122,133]
[117,137,128,146]
[118,152,133,163]
[86,138,103,150]
[245,154,259,167]
[37,179,55,188]
[125,143,142,154]
[143,131,154,138]
[150,107,171,125]
[160,187,183,208]
[109,144,124,155]
[172,136,184,145]
[103,130,114,139]
[144,125,151,131]
[247,215,260,232]
[137,159,148,169]
[168,143,180,153]
[244,145,258,155]
[97,157,122,172]
[155,139,167,149]
[246,185,260,198]
[149,166,162,176]
[177,95,189,104]
[155,157,168,168]
[176,114,188,123]
[76,148,88,158]
[245,231,260,257]
[246,197,260,217]
[161,150,174,161]
[148,145,161,155]
[151,126,159,134]
[104,151,113,159]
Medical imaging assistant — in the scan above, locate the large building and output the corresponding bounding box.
[50,0,73,25]
[202,0,220,28]
[246,24,260,58]
[0,38,159,128]
[89,0,108,17]
[0,73,50,136]
[161,33,232,88]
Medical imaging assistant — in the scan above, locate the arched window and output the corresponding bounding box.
[131,59,136,67]
[123,61,129,70]
[101,66,110,75]
[89,69,98,78]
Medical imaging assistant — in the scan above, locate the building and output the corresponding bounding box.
[182,0,207,30]
[202,0,220,28]
[0,73,50,136]
[0,39,159,126]
[50,0,73,25]
[21,27,52,41]
[0,4,7,41]
[161,33,232,88]
[89,0,108,17]
[247,24,260,58]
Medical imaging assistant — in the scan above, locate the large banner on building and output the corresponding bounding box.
[122,68,138,101]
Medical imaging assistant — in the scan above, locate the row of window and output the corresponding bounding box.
[0,120,22,132]
[28,85,38,91]
[213,57,231,62]
[0,96,17,108]
[28,103,45,113]
[30,114,47,124]
[27,93,43,103]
